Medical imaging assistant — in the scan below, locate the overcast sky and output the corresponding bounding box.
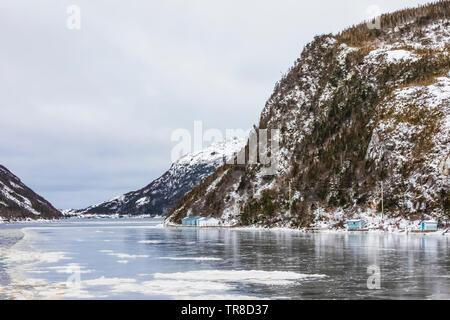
[0,0,432,209]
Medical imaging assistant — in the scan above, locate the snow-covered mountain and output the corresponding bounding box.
[167,2,450,229]
[0,165,62,220]
[71,138,246,216]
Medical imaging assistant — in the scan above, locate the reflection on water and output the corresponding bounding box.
[0,229,23,297]
[0,218,449,299]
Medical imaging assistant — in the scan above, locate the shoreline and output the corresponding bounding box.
[0,214,163,224]
[2,215,449,237]
[165,223,450,237]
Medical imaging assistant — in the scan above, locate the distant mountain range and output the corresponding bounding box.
[68,138,246,216]
[0,165,62,220]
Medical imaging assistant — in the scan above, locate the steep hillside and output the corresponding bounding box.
[72,139,245,216]
[167,2,450,229]
[0,165,62,220]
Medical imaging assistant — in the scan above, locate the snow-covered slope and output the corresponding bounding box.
[0,165,62,220]
[72,138,245,216]
[167,2,450,229]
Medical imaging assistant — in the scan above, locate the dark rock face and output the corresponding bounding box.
[0,165,62,220]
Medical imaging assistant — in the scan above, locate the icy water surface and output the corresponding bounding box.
[0,218,449,299]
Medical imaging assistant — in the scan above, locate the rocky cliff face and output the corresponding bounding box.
[72,139,245,216]
[167,2,450,229]
[0,165,61,220]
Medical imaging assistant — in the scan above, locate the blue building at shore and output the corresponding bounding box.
[181,216,201,226]
[347,219,365,230]
[421,220,438,231]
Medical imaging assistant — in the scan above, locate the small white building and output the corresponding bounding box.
[197,217,221,227]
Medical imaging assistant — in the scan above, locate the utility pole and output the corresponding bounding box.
[381,181,384,221]
[379,142,386,223]
[289,181,292,209]
[379,139,394,223]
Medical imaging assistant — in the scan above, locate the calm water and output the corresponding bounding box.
[0,218,449,299]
